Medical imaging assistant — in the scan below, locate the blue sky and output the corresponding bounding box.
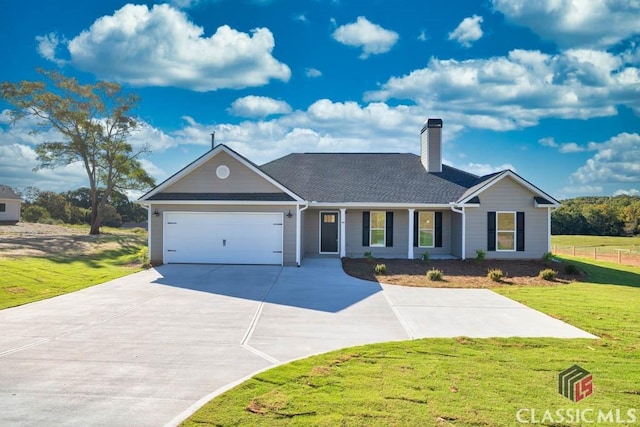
[1,0,639,199]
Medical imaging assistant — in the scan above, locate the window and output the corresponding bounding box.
[418,211,434,247]
[370,211,386,247]
[0,203,5,212]
[496,212,516,251]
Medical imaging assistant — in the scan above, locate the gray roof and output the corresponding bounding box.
[147,192,295,202]
[260,153,481,204]
[0,185,21,200]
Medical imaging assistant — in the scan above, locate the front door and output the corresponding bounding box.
[320,212,339,253]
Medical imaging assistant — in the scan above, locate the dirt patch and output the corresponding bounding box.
[342,258,584,288]
[0,222,139,258]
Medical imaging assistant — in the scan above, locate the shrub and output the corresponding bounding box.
[487,269,504,282]
[564,264,580,275]
[131,227,148,235]
[426,269,443,281]
[421,252,430,262]
[538,268,558,281]
[374,264,387,275]
[541,252,554,262]
[21,205,50,223]
[364,251,373,259]
[137,247,151,269]
[475,249,486,261]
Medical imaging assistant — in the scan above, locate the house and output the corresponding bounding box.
[0,185,22,225]
[138,119,560,266]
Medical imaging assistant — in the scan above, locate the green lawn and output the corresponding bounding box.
[553,234,640,251]
[183,257,640,426]
[0,228,146,309]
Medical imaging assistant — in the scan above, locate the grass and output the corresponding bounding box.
[0,226,147,309]
[552,234,640,251]
[183,256,640,426]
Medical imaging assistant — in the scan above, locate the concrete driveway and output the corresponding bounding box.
[0,259,595,426]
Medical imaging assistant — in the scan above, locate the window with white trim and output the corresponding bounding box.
[497,212,516,251]
[370,211,386,247]
[418,211,435,248]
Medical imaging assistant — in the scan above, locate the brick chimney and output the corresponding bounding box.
[420,118,442,173]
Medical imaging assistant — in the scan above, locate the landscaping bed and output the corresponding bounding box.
[342,257,583,287]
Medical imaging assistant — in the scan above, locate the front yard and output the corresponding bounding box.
[183,257,640,426]
[0,223,147,309]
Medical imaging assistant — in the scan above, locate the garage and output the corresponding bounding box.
[163,212,284,265]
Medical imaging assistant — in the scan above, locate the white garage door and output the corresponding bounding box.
[164,212,283,265]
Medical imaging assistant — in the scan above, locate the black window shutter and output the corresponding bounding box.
[413,211,419,247]
[435,212,443,248]
[362,211,370,246]
[487,211,496,251]
[386,212,394,247]
[516,212,525,251]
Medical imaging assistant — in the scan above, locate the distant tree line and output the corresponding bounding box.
[15,186,147,228]
[551,195,640,236]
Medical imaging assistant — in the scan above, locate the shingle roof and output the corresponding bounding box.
[146,192,295,202]
[0,185,21,200]
[260,153,480,204]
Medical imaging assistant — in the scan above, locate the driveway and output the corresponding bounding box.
[0,259,595,426]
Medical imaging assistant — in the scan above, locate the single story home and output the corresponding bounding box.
[138,119,559,266]
[0,185,21,225]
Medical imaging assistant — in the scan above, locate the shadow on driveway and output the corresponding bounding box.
[151,259,383,313]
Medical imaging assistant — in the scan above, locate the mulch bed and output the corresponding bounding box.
[342,257,585,288]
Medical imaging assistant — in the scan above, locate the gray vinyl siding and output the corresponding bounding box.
[164,151,284,194]
[346,209,409,258]
[464,177,549,259]
[148,204,298,266]
[450,210,463,258]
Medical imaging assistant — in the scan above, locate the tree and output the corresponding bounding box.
[21,205,50,223]
[34,191,69,222]
[1,69,155,234]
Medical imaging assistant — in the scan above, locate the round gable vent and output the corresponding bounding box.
[216,165,230,179]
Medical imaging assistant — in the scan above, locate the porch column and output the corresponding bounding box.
[296,205,302,266]
[340,208,347,258]
[408,208,415,259]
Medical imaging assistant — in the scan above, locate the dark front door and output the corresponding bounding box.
[320,212,339,253]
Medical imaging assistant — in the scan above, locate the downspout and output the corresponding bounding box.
[548,207,558,253]
[296,202,309,267]
[450,205,465,260]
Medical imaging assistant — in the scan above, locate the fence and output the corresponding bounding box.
[552,245,640,267]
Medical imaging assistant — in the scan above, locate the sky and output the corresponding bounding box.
[1,0,639,200]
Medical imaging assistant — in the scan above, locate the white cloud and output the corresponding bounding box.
[294,13,308,23]
[448,15,484,47]
[492,0,640,48]
[332,16,399,59]
[460,162,515,176]
[44,4,290,92]
[228,96,292,118]
[305,67,323,78]
[539,137,586,153]
[35,32,66,66]
[366,48,640,130]
[571,132,640,184]
[558,184,604,197]
[418,30,427,42]
[613,188,640,196]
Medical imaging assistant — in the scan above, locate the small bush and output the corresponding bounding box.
[131,227,148,235]
[364,251,373,259]
[21,205,50,223]
[541,252,554,262]
[374,264,387,275]
[137,247,151,269]
[487,269,504,282]
[475,249,486,261]
[564,264,580,275]
[421,252,430,263]
[426,269,443,281]
[538,268,558,281]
